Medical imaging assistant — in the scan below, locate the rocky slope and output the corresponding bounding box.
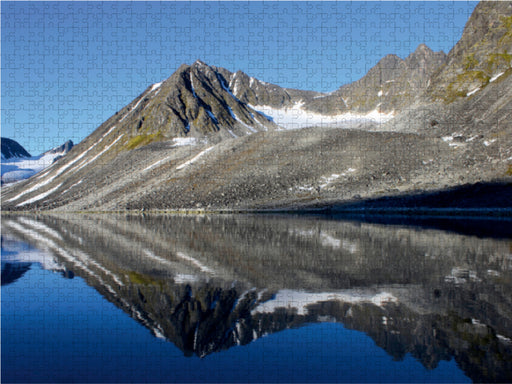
[383,2,512,180]
[3,125,503,211]
[1,1,511,212]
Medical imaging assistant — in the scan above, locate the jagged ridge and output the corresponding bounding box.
[335,44,447,113]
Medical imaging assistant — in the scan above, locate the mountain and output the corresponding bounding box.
[1,138,31,160]
[214,67,322,109]
[1,139,74,185]
[216,67,346,116]
[1,1,511,212]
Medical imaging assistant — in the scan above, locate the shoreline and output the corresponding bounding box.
[2,206,512,219]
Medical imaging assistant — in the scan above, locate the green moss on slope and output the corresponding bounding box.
[125,132,163,150]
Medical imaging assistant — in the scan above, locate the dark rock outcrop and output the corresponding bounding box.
[1,137,31,159]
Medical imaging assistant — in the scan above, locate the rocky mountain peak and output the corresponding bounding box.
[372,54,405,78]
[404,44,447,91]
[44,139,74,156]
[405,44,446,68]
[415,43,431,52]
[226,69,295,107]
[43,139,74,163]
[410,43,434,56]
[192,59,207,67]
[87,61,278,151]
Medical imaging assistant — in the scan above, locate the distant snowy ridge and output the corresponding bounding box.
[1,140,74,185]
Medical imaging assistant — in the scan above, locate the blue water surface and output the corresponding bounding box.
[2,263,470,383]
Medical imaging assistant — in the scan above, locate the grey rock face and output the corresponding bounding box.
[223,68,324,109]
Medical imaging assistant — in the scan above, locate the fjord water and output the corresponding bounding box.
[2,214,511,383]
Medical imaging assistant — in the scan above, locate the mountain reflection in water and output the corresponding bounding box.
[2,213,512,382]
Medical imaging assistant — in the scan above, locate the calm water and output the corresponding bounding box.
[2,213,512,383]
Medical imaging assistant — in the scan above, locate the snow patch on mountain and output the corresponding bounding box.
[467,87,480,97]
[72,134,124,173]
[176,147,214,170]
[232,111,257,133]
[120,95,145,122]
[173,137,199,146]
[219,75,244,105]
[16,183,63,206]
[150,81,163,93]
[250,102,394,130]
[226,106,236,119]
[489,72,505,83]
[190,73,198,98]
[62,179,83,195]
[206,110,218,124]
[143,157,172,172]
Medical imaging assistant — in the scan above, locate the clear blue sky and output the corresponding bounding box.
[2,1,477,154]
